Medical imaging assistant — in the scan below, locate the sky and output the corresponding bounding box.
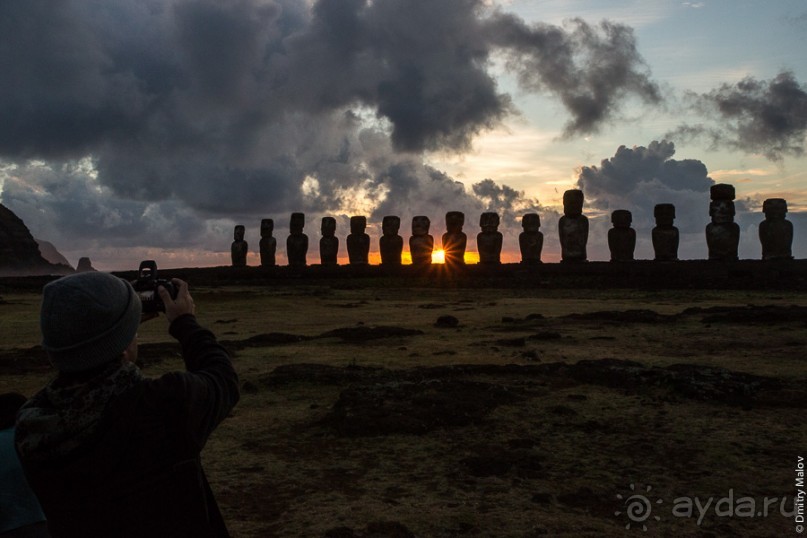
[1,0,805,269]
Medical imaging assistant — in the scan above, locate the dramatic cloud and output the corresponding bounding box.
[0,0,660,267]
[578,141,713,221]
[572,141,801,260]
[576,141,717,259]
[0,159,231,267]
[486,15,661,136]
[668,71,807,161]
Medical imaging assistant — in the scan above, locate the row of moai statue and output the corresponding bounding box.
[231,211,518,267]
[230,184,794,267]
[559,184,793,262]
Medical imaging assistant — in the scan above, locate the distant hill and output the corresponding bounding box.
[35,238,73,268]
[0,203,72,276]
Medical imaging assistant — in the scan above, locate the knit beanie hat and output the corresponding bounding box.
[40,272,142,373]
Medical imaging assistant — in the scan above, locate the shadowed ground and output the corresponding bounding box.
[1,283,805,537]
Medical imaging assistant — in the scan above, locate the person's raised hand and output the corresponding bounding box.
[158,278,195,324]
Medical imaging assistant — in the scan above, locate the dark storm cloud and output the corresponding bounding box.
[668,71,807,161]
[485,15,661,136]
[0,0,660,255]
[578,140,712,201]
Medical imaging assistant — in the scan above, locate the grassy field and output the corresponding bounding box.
[2,283,806,537]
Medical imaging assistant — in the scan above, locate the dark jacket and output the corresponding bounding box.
[16,315,239,538]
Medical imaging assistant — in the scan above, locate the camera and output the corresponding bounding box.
[132,260,177,313]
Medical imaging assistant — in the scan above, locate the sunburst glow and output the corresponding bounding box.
[432,249,445,264]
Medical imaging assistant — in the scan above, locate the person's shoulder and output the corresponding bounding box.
[131,372,200,421]
[142,370,195,395]
[142,367,226,403]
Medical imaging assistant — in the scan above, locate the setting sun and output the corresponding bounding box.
[431,249,445,264]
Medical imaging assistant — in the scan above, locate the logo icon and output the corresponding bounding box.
[615,483,663,531]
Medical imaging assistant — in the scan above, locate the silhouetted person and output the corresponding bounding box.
[442,211,467,267]
[608,210,636,262]
[287,212,308,267]
[519,213,543,264]
[231,225,248,267]
[379,216,403,266]
[559,189,588,262]
[477,212,503,264]
[259,219,277,267]
[15,272,239,537]
[409,216,434,267]
[652,204,679,261]
[320,217,339,266]
[759,198,793,260]
[347,216,370,265]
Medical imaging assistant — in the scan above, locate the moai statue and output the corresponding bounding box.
[519,213,543,264]
[477,212,503,264]
[442,211,467,267]
[347,216,370,265]
[759,198,793,260]
[259,219,277,267]
[410,216,434,267]
[380,215,403,265]
[558,189,588,262]
[76,257,96,272]
[608,210,636,262]
[231,225,248,267]
[286,212,308,267]
[706,184,740,261]
[652,204,679,261]
[319,217,339,266]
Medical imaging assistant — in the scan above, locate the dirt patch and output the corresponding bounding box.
[325,521,415,538]
[460,444,545,478]
[0,346,51,374]
[492,337,527,347]
[561,309,677,323]
[317,326,424,342]
[686,304,807,324]
[555,487,615,519]
[434,315,460,328]
[565,358,790,407]
[320,379,523,436]
[259,363,386,387]
[418,303,446,309]
[325,301,369,309]
[527,331,562,341]
[222,332,309,349]
[260,359,805,410]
